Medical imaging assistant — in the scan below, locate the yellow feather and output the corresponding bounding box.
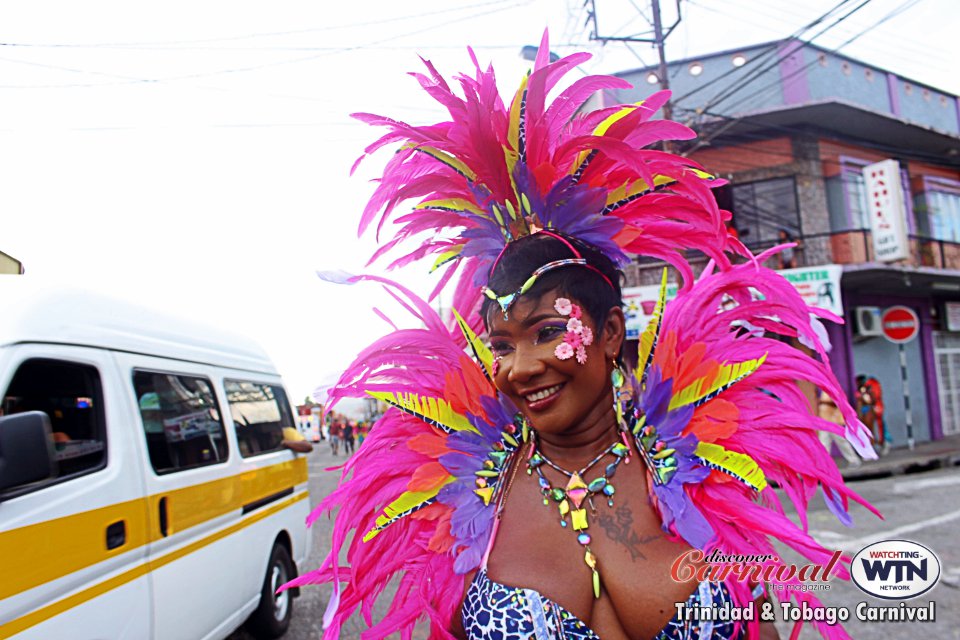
[367,390,478,434]
[414,146,477,180]
[453,308,494,376]
[669,354,768,410]
[362,482,454,542]
[636,269,669,380]
[592,103,640,137]
[430,247,463,273]
[695,442,767,492]
[508,74,529,153]
[415,198,484,215]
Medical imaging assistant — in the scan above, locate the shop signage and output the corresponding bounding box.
[945,302,960,332]
[862,159,910,263]
[622,281,679,340]
[779,265,844,317]
[881,305,920,343]
[622,265,844,339]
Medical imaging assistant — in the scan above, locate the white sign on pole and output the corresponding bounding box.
[862,159,910,262]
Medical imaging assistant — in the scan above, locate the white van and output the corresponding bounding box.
[0,284,311,640]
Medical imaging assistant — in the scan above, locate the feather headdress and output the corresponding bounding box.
[353,31,746,314]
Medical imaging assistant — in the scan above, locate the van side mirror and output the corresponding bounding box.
[0,411,57,493]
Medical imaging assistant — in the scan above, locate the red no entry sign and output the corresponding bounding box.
[881,306,920,343]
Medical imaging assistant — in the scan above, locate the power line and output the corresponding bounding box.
[0,1,528,90]
[690,0,875,116]
[715,0,923,116]
[671,0,858,104]
[0,0,522,49]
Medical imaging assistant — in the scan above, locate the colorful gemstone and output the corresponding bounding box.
[605,462,619,477]
[483,459,495,469]
[528,454,545,468]
[584,549,597,569]
[611,367,625,388]
[489,450,508,466]
[559,499,570,516]
[502,431,519,448]
[652,447,676,460]
[577,532,591,545]
[550,488,565,502]
[592,569,601,599]
[538,476,550,489]
[474,486,494,505]
[571,508,588,530]
[587,477,607,492]
[603,484,615,496]
[611,443,629,457]
[475,478,487,488]
[565,473,589,508]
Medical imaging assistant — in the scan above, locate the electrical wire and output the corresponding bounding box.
[0,0,528,90]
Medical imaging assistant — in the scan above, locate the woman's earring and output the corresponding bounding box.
[611,359,631,431]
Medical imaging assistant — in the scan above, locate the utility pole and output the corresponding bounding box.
[650,0,672,122]
[586,0,681,119]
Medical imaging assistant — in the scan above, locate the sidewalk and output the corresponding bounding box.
[839,433,960,481]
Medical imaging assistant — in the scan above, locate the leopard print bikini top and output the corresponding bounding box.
[461,568,745,640]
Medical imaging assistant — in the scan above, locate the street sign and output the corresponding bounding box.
[881,305,919,343]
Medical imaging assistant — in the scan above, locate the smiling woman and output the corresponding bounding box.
[282,32,879,640]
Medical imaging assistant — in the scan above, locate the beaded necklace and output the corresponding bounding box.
[526,435,632,598]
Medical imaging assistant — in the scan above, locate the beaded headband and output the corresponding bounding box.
[482,230,615,317]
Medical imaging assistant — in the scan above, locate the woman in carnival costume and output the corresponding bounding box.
[286,33,879,639]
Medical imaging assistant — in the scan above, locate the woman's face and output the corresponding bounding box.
[487,289,624,436]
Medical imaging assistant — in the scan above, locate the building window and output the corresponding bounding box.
[134,371,228,474]
[918,179,960,242]
[225,380,295,457]
[1,359,107,493]
[731,177,801,246]
[826,158,913,233]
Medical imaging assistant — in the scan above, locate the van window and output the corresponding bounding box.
[1,358,106,489]
[133,371,228,474]
[224,380,294,457]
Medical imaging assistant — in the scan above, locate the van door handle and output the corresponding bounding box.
[106,520,126,550]
[159,497,169,537]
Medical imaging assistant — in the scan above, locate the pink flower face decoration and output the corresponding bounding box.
[553,297,594,364]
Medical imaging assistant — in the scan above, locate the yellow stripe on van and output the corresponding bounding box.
[0,457,307,601]
[0,491,308,640]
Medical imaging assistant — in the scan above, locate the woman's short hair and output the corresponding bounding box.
[481,232,624,329]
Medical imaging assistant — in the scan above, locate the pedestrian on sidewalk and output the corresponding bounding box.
[818,392,863,468]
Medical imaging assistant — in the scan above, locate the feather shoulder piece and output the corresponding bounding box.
[284,276,523,639]
[627,258,880,639]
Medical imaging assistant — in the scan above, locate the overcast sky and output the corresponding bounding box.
[2,0,957,408]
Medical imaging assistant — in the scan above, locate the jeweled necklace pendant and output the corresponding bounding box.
[527,439,630,598]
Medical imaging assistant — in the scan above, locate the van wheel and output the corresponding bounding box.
[247,543,294,639]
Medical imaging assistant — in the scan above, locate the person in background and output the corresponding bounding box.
[342,420,355,455]
[817,392,862,468]
[281,425,313,454]
[777,229,797,269]
[356,421,369,448]
[857,374,890,455]
[328,418,342,456]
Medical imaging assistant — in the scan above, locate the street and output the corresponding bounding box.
[231,445,959,640]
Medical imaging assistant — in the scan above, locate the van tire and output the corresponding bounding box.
[247,543,294,639]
